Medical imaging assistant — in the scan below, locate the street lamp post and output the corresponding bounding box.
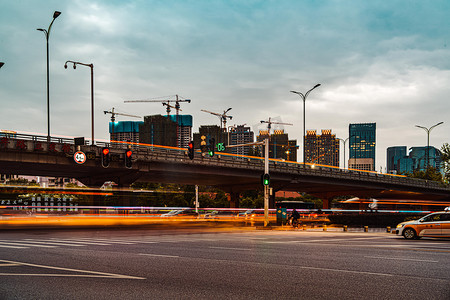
[338,135,355,169]
[415,122,443,170]
[37,11,61,143]
[290,84,321,166]
[65,60,95,145]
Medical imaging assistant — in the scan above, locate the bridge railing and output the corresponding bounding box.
[2,132,449,191]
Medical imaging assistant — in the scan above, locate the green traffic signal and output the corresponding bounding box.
[262,173,270,186]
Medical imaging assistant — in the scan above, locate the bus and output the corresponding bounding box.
[275,201,315,210]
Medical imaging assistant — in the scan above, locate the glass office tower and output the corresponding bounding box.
[349,123,376,171]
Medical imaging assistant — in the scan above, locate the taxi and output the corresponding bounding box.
[396,208,450,239]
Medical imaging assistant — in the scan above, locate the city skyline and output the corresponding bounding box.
[1,0,449,170]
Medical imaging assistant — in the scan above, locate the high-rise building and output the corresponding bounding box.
[228,125,254,156]
[109,121,144,144]
[109,115,193,148]
[349,123,376,171]
[394,146,442,174]
[168,115,193,148]
[256,130,297,161]
[386,146,407,174]
[193,125,228,152]
[305,129,340,167]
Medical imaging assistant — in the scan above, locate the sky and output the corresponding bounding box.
[1,0,449,171]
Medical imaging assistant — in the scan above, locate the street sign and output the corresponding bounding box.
[217,143,225,152]
[73,151,86,164]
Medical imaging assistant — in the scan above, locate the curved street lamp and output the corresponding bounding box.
[37,11,61,142]
[415,122,443,169]
[290,84,321,166]
[338,135,356,169]
[64,60,95,145]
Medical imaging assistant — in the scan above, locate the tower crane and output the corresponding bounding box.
[124,95,191,147]
[260,117,293,134]
[201,108,232,130]
[104,108,141,142]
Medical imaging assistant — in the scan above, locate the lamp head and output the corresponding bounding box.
[53,11,61,19]
[73,64,76,69]
[37,28,45,32]
[64,64,67,69]
[314,84,321,89]
[0,62,4,69]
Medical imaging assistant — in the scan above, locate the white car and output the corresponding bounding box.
[396,210,450,239]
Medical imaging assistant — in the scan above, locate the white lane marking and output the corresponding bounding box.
[139,253,180,258]
[0,263,20,266]
[46,239,111,246]
[23,239,85,247]
[0,241,55,248]
[58,238,135,245]
[264,236,386,244]
[0,259,145,280]
[0,244,27,249]
[296,265,393,277]
[364,256,439,263]
[57,237,158,244]
[210,246,252,251]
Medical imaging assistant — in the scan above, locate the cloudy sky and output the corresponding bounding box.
[1,0,449,170]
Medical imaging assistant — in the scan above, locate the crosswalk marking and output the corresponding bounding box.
[45,239,112,246]
[23,239,86,247]
[0,237,160,249]
[73,237,158,244]
[59,238,136,245]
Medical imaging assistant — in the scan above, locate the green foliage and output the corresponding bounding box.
[405,167,443,182]
[441,143,450,183]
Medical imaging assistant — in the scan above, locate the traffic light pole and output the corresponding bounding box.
[226,138,270,226]
[264,138,269,227]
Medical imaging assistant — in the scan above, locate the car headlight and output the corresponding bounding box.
[396,224,405,228]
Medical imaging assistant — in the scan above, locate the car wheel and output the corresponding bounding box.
[403,228,417,240]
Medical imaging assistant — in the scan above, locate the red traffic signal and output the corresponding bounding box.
[188,141,194,160]
[125,150,132,168]
[101,147,110,168]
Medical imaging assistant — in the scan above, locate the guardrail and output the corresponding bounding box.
[1,132,449,191]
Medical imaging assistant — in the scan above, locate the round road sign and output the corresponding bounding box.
[74,151,87,164]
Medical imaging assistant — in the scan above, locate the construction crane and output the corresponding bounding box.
[201,108,232,130]
[104,108,141,142]
[124,95,191,147]
[260,117,293,134]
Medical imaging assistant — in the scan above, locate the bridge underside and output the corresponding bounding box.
[1,149,449,207]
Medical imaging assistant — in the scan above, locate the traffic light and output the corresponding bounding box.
[188,141,194,160]
[125,149,132,168]
[200,135,207,153]
[101,148,110,168]
[208,138,215,157]
[262,173,270,186]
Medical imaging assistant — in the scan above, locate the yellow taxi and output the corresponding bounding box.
[396,209,450,239]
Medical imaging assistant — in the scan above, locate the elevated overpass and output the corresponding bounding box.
[1,133,449,208]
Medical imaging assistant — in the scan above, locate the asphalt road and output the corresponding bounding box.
[0,227,449,300]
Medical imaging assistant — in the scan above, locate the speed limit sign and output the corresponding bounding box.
[74,151,87,164]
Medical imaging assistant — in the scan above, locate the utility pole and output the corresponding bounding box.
[227,138,270,226]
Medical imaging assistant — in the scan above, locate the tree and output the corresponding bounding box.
[441,143,450,183]
[407,167,443,182]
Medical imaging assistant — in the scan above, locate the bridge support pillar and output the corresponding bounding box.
[229,192,240,208]
[322,198,330,210]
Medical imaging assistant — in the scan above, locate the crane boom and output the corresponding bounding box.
[124,94,191,147]
[201,108,232,130]
[260,117,293,133]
